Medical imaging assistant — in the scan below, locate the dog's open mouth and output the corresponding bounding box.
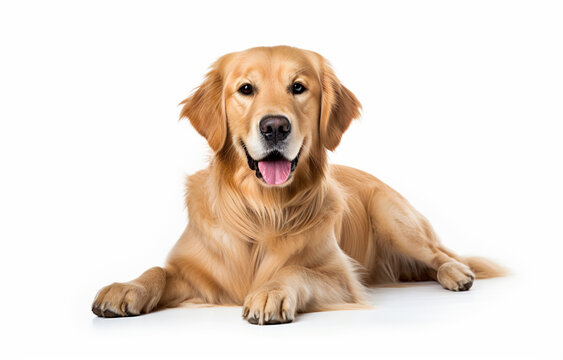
[242,142,299,186]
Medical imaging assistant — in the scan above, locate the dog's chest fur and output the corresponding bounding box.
[176,167,347,303]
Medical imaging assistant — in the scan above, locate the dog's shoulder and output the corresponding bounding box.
[186,168,211,189]
[184,168,214,215]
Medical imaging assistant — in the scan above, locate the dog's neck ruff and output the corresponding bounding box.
[209,156,339,242]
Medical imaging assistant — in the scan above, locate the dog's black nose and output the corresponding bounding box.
[259,115,291,143]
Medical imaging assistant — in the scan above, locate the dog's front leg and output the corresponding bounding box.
[242,261,365,325]
[92,266,191,317]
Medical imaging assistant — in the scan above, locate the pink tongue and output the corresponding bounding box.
[258,159,292,185]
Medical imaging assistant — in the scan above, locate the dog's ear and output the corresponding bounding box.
[180,58,228,152]
[319,63,362,151]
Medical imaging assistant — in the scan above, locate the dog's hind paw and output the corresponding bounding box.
[437,262,475,291]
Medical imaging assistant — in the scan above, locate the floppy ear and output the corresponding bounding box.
[319,64,362,151]
[179,61,227,152]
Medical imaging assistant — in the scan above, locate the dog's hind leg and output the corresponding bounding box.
[369,190,478,291]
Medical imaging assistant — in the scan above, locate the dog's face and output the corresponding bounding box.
[181,46,361,187]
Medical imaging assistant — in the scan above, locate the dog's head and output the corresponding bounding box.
[181,46,361,187]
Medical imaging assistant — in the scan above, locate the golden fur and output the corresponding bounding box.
[92,46,504,324]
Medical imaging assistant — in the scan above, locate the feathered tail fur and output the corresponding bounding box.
[463,256,508,279]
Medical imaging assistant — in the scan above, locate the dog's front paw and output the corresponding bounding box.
[92,282,158,318]
[437,262,475,291]
[242,287,296,325]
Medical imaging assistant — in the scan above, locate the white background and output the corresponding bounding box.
[0,1,561,359]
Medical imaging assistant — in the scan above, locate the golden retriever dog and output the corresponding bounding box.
[92,46,504,324]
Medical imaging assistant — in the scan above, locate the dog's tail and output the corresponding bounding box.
[463,256,508,279]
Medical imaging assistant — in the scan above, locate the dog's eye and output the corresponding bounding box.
[238,83,254,95]
[292,82,306,95]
